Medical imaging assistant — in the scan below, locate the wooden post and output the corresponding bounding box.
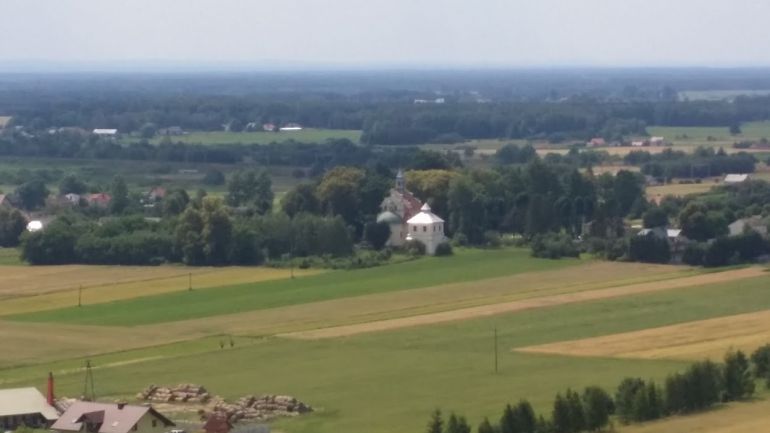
[78,285,82,307]
[188,273,192,291]
[494,326,499,374]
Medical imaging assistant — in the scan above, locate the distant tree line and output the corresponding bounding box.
[623,147,757,180]
[428,346,769,433]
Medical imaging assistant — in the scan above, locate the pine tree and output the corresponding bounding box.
[565,389,586,432]
[551,393,571,433]
[427,409,443,433]
[582,386,613,431]
[477,417,495,433]
[724,350,755,401]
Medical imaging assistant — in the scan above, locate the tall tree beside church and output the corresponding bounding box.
[316,166,365,225]
[448,174,487,243]
[405,169,459,218]
[281,183,320,217]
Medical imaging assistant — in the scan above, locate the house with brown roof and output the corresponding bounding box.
[87,193,112,208]
[52,402,174,433]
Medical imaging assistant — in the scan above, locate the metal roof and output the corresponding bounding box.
[406,203,444,225]
[52,402,174,433]
[0,387,59,420]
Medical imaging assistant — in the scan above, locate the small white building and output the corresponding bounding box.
[92,129,118,136]
[729,216,768,237]
[0,387,59,430]
[406,203,447,255]
[724,174,750,184]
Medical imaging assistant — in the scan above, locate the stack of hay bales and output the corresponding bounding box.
[136,384,211,403]
[212,395,312,422]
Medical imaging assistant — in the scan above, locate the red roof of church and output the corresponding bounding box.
[400,190,423,221]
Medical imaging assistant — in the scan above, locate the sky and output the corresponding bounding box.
[2,0,770,70]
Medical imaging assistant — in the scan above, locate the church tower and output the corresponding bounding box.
[395,169,405,193]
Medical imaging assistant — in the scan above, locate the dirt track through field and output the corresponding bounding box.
[281,267,766,340]
[517,308,770,361]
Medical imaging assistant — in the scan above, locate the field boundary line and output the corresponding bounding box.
[278,267,766,340]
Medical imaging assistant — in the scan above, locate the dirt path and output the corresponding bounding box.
[280,267,767,340]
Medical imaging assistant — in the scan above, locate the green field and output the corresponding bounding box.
[0,248,21,266]
[138,129,362,145]
[5,264,770,433]
[12,249,578,326]
[648,121,770,143]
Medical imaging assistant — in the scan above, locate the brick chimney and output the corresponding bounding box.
[46,372,55,406]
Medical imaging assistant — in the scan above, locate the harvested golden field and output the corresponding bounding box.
[282,267,762,340]
[647,181,718,199]
[619,399,770,433]
[0,265,320,315]
[518,308,770,361]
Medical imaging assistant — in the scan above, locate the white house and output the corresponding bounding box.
[52,402,174,433]
[724,174,750,184]
[0,387,59,430]
[729,216,768,237]
[406,203,447,255]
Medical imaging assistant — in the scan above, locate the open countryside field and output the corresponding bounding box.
[517,305,770,361]
[621,398,770,433]
[4,251,770,433]
[140,129,362,145]
[0,265,321,315]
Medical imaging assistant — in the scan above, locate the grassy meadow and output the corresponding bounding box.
[3,258,770,433]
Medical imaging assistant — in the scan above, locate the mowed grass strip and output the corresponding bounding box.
[11,248,576,326]
[518,308,770,361]
[619,398,770,433]
[0,266,322,315]
[8,268,770,433]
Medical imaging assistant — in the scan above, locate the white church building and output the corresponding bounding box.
[406,203,447,255]
[377,170,447,255]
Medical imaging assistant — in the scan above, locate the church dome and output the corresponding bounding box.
[377,211,402,225]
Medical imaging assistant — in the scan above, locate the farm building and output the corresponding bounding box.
[406,203,447,255]
[87,193,112,207]
[279,123,303,131]
[378,170,424,248]
[262,123,277,132]
[587,137,606,147]
[158,126,184,136]
[92,129,118,136]
[0,387,59,430]
[649,136,666,146]
[52,402,174,433]
[729,216,768,237]
[147,187,167,201]
[724,174,750,184]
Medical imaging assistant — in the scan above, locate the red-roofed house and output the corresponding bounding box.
[147,187,167,201]
[51,402,174,433]
[87,193,112,208]
[587,138,606,147]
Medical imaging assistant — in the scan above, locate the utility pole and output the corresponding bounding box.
[494,326,499,374]
[83,360,95,401]
[188,273,192,291]
[78,285,82,307]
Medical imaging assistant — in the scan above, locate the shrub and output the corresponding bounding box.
[434,242,453,256]
[531,233,579,259]
[628,233,671,263]
[682,243,705,266]
[483,230,502,248]
[404,239,426,256]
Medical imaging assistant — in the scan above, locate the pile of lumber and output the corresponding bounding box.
[136,384,211,403]
[212,395,313,422]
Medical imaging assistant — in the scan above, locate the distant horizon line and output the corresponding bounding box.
[3,59,770,74]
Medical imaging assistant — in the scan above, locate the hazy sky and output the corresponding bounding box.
[3,0,770,69]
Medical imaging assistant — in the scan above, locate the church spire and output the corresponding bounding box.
[396,169,405,193]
